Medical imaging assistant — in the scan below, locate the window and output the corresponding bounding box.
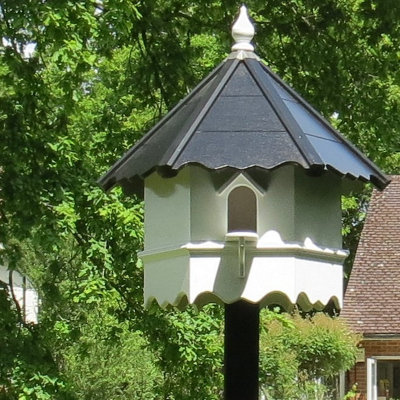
[228,186,257,232]
[377,360,400,399]
[367,358,400,400]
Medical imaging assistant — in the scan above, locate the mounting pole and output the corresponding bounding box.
[224,300,260,400]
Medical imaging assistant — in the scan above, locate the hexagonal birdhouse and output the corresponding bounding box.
[99,6,388,313]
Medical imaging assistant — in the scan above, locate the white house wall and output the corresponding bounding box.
[0,266,38,323]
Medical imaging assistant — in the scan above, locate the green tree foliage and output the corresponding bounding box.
[62,325,162,400]
[0,282,72,399]
[0,0,399,398]
[260,310,361,399]
[144,305,224,399]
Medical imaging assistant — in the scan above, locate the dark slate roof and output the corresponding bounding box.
[98,51,389,195]
[341,176,400,335]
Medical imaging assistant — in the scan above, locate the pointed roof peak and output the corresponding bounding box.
[231,5,255,52]
[98,7,389,196]
[98,56,389,196]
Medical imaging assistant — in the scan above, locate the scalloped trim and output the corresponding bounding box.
[145,290,341,312]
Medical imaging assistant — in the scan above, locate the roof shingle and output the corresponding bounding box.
[342,175,400,334]
[98,52,388,195]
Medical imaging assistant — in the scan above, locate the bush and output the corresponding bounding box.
[259,309,361,400]
[61,319,162,400]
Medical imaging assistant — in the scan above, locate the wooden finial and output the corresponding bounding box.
[231,5,255,52]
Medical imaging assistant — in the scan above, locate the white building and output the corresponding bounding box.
[0,265,39,323]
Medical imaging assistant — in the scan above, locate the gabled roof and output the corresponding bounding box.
[98,50,388,195]
[341,175,400,335]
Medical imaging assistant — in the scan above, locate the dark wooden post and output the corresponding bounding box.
[224,300,260,400]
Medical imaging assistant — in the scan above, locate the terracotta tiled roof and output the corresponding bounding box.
[342,175,400,334]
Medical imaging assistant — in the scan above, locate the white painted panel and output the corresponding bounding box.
[190,167,226,242]
[258,166,295,243]
[142,241,344,310]
[294,170,342,248]
[142,165,345,310]
[144,251,190,308]
[189,256,222,303]
[339,371,345,400]
[368,358,378,400]
[294,257,343,307]
[243,256,296,302]
[144,169,190,250]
